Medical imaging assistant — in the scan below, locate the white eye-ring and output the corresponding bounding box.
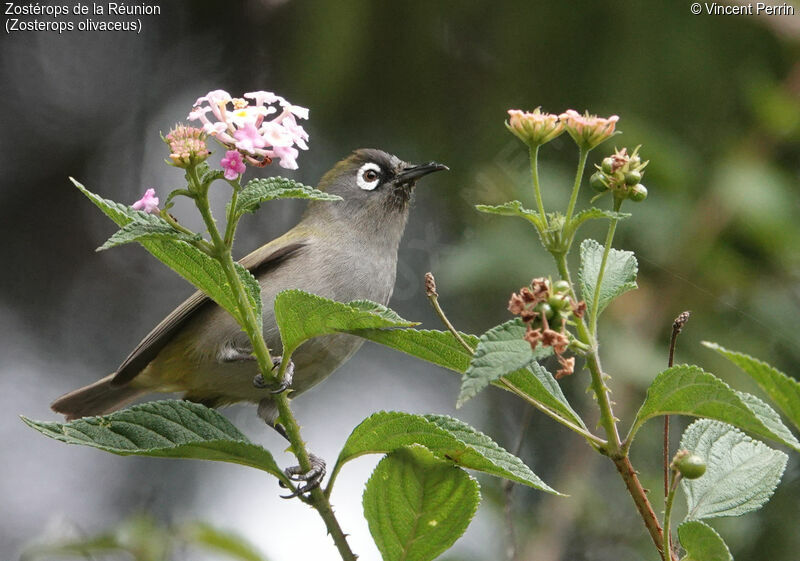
[356,162,382,191]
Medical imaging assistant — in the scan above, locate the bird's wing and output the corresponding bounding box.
[111,240,307,386]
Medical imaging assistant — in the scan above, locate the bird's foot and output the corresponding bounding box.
[252,356,295,394]
[279,453,327,499]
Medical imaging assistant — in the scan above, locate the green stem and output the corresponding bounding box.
[529,145,548,229]
[588,197,623,338]
[662,472,681,561]
[564,147,589,224]
[224,186,240,247]
[188,165,357,561]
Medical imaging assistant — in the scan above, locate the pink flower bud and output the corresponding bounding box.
[132,188,160,214]
[506,108,564,147]
[559,110,619,150]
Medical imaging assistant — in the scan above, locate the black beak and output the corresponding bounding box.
[394,161,449,184]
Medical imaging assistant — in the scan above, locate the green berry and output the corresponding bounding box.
[629,183,648,202]
[624,170,642,186]
[553,280,571,294]
[601,157,615,174]
[590,171,609,192]
[549,294,569,311]
[536,302,554,320]
[676,454,706,479]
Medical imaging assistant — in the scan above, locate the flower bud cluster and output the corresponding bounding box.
[508,278,586,378]
[164,125,210,168]
[506,108,619,151]
[589,146,649,202]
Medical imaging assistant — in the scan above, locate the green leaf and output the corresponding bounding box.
[567,208,631,236]
[235,177,340,217]
[363,445,480,561]
[352,327,584,430]
[475,200,544,228]
[180,522,270,561]
[98,217,203,251]
[21,400,283,477]
[629,364,800,451]
[71,179,248,328]
[334,410,561,494]
[677,520,732,561]
[680,419,787,520]
[704,341,800,432]
[273,290,417,356]
[578,238,638,319]
[458,319,552,407]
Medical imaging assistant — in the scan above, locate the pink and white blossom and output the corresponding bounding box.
[189,89,310,170]
[220,150,246,180]
[132,188,160,214]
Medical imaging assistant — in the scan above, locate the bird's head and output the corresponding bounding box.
[303,149,447,237]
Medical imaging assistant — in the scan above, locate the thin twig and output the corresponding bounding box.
[424,272,474,354]
[663,311,691,556]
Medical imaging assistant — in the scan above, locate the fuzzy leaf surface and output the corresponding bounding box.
[578,238,638,319]
[704,341,800,432]
[680,419,787,520]
[22,400,282,477]
[475,200,544,228]
[630,365,800,451]
[458,319,552,407]
[98,219,203,251]
[72,179,251,328]
[568,207,630,233]
[363,445,480,561]
[677,520,732,561]
[235,177,340,216]
[273,290,417,356]
[335,411,561,494]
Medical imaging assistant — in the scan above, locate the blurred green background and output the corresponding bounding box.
[2,1,799,560]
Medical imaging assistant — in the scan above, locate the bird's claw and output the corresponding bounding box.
[280,453,326,499]
[252,356,295,393]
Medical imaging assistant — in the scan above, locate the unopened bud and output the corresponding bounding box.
[506,108,565,148]
[424,272,438,298]
[165,125,210,168]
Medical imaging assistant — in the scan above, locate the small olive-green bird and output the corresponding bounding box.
[52,148,446,431]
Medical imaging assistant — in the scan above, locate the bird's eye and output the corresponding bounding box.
[356,163,382,191]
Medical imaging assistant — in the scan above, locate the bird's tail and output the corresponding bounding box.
[51,374,146,421]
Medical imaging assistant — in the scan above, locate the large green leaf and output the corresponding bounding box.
[458,319,552,407]
[363,445,480,561]
[475,200,544,228]
[352,327,584,429]
[704,341,800,432]
[333,410,561,494]
[22,400,282,477]
[97,218,203,251]
[578,238,638,319]
[273,290,417,356]
[72,179,254,329]
[234,177,341,217]
[680,419,787,520]
[677,520,732,561]
[629,365,800,451]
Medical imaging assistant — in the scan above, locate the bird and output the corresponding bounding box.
[51,148,447,493]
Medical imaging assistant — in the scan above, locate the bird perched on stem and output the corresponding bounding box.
[52,148,447,489]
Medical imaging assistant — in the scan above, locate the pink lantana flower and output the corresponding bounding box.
[559,109,619,150]
[132,188,160,214]
[188,89,310,170]
[220,150,246,180]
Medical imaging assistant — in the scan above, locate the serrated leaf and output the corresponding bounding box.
[71,179,248,329]
[235,177,340,217]
[568,207,631,233]
[578,238,638,319]
[475,200,544,228]
[180,522,270,561]
[677,520,732,561]
[98,217,203,251]
[704,341,800,432]
[273,290,417,356]
[21,400,282,477]
[351,327,584,429]
[458,319,552,407]
[680,419,787,520]
[629,365,800,451]
[363,445,480,561]
[334,410,561,494]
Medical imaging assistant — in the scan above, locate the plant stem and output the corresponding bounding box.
[564,147,589,224]
[553,251,671,559]
[662,471,681,561]
[588,197,623,338]
[189,166,357,561]
[529,145,548,229]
